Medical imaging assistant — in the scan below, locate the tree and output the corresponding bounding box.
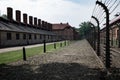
[1,14,7,19]
[79,22,92,38]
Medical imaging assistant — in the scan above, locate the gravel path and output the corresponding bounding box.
[0,39,105,80]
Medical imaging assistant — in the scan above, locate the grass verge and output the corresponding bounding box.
[0,41,68,64]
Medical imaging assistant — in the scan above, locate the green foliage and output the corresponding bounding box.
[79,22,92,37]
[1,14,7,19]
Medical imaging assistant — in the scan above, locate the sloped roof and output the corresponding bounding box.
[0,17,55,35]
[100,15,120,31]
[110,15,120,26]
[52,23,71,30]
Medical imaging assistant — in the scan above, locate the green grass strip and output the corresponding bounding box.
[0,41,68,64]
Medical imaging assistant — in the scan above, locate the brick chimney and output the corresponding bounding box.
[44,21,47,30]
[7,7,13,21]
[46,22,48,30]
[23,13,28,25]
[29,16,33,26]
[34,17,37,27]
[50,23,52,31]
[16,10,21,23]
[42,21,45,29]
[47,22,49,30]
[48,23,51,31]
[38,19,41,28]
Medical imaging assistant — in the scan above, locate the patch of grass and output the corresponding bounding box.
[0,50,23,64]
[26,46,43,57]
[46,44,55,52]
[0,41,68,64]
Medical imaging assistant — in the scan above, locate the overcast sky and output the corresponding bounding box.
[0,0,119,28]
[0,0,96,28]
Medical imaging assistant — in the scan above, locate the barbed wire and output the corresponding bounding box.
[91,0,120,27]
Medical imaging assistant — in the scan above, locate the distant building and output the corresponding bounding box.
[109,15,120,41]
[0,7,79,48]
[100,15,120,44]
[52,23,79,40]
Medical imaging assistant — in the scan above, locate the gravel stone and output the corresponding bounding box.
[0,39,105,80]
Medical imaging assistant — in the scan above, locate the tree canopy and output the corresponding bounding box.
[79,22,92,38]
[1,14,7,19]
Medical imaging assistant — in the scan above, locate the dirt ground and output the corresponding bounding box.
[0,39,105,80]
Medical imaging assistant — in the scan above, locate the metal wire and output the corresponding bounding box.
[108,0,118,9]
[91,0,120,27]
[110,0,120,14]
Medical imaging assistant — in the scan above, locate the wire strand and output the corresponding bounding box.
[110,0,120,14]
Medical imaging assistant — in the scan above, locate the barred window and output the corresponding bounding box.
[23,34,26,40]
[16,33,20,40]
[34,34,37,39]
[29,34,32,39]
[39,34,42,39]
[7,33,12,40]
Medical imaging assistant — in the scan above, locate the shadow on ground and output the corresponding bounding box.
[0,62,104,80]
[1,63,120,80]
[106,68,120,80]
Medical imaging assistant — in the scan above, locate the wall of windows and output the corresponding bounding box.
[0,31,55,48]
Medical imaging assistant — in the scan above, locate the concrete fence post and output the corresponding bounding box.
[23,47,26,61]
[43,40,46,53]
[54,43,56,49]
[60,42,62,47]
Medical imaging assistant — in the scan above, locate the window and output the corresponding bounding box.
[48,35,49,39]
[34,34,37,39]
[23,34,26,40]
[51,35,52,39]
[39,34,42,39]
[29,34,32,39]
[7,33,12,40]
[16,33,20,40]
[43,35,45,39]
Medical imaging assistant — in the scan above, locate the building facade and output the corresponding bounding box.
[100,15,120,45]
[0,7,56,48]
[52,23,79,40]
[0,7,79,48]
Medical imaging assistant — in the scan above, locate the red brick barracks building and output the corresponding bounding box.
[0,7,79,48]
[52,23,79,40]
[100,15,120,44]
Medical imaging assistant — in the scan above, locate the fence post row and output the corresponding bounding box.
[54,43,56,49]
[60,42,62,47]
[64,40,66,46]
[23,47,26,61]
[91,16,100,56]
[43,40,46,53]
[89,22,96,50]
[96,1,111,68]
